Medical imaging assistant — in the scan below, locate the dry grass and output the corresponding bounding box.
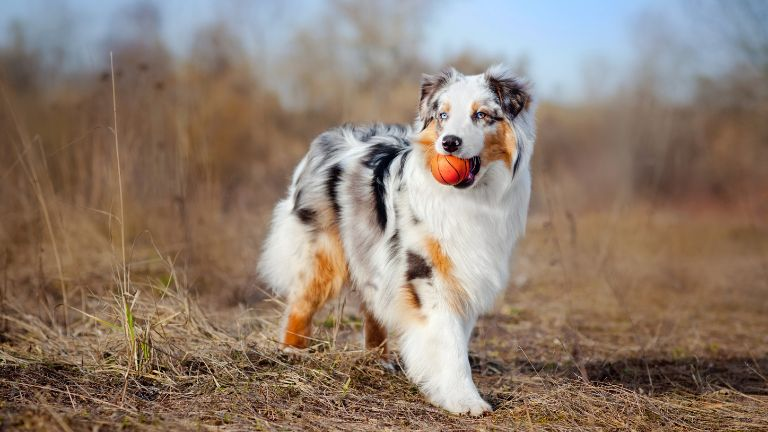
[1,209,766,431]
[1,3,767,429]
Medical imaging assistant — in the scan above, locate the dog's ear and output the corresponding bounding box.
[485,65,530,121]
[418,67,457,130]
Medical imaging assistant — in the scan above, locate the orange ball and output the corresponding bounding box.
[430,154,471,185]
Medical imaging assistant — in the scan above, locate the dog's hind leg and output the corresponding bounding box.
[259,196,348,349]
[361,304,388,355]
[281,227,347,348]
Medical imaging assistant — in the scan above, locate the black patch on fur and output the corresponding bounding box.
[419,69,455,130]
[395,149,411,191]
[294,207,317,225]
[406,251,432,281]
[420,71,452,109]
[326,164,343,218]
[486,72,529,120]
[364,143,402,230]
[388,229,400,261]
[399,148,411,174]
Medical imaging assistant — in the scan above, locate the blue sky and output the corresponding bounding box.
[425,0,671,100]
[1,0,676,102]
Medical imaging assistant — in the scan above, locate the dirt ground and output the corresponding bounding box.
[1,207,767,431]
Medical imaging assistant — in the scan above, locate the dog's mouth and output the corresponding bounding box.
[453,156,481,189]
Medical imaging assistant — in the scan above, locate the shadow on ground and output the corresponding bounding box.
[470,355,768,395]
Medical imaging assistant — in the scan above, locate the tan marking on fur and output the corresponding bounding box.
[424,236,469,315]
[471,101,482,115]
[471,101,494,122]
[283,228,348,348]
[309,228,348,302]
[403,282,422,309]
[361,304,388,355]
[392,283,427,325]
[417,102,454,168]
[482,120,517,168]
[416,119,439,169]
[284,311,312,348]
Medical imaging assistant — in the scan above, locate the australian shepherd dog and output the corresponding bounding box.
[258,65,535,415]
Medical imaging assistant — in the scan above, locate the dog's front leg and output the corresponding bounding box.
[399,309,491,416]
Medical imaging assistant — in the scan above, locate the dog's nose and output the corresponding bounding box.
[442,135,462,153]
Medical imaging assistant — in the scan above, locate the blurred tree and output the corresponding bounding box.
[106,1,172,79]
[0,21,41,93]
[712,0,768,72]
[281,0,434,123]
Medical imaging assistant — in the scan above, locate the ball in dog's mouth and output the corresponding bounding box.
[430,154,482,187]
[453,156,481,189]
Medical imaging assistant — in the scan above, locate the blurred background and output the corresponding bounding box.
[0,0,766,321]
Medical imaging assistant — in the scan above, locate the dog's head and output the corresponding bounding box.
[416,65,533,188]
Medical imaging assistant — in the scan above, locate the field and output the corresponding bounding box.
[2,204,767,431]
[1,1,767,430]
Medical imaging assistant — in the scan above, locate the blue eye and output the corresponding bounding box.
[438,112,448,120]
[474,111,486,120]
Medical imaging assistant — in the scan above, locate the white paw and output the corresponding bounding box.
[378,358,399,374]
[280,345,309,358]
[433,395,492,416]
